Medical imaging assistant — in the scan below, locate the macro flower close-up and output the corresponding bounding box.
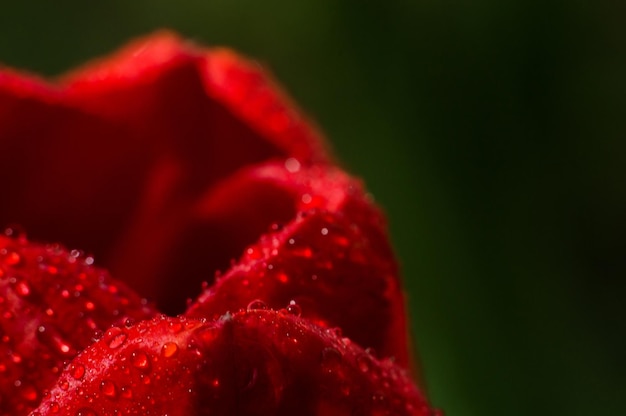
[0,32,439,415]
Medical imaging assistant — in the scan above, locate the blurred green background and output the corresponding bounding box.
[2,1,625,415]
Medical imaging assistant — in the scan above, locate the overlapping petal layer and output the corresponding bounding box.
[0,235,156,414]
[33,312,431,416]
[0,32,436,415]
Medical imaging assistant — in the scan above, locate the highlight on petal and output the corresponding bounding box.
[187,161,411,367]
[32,311,434,416]
[0,31,435,415]
[0,233,157,415]
[0,31,331,316]
[60,31,329,164]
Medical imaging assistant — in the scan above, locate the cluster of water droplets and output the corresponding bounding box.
[0,227,158,415]
[29,316,200,416]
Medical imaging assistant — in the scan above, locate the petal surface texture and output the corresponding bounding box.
[33,311,431,416]
[0,31,436,415]
[0,235,156,415]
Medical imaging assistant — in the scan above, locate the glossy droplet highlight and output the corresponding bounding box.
[161,342,179,358]
[131,350,151,371]
[286,301,302,317]
[120,385,133,399]
[100,380,118,399]
[70,363,85,380]
[104,327,127,349]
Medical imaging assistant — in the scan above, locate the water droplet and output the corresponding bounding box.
[104,327,127,349]
[70,363,85,380]
[130,350,151,371]
[247,299,267,310]
[286,301,302,317]
[49,401,60,413]
[168,321,183,334]
[120,385,133,399]
[284,158,301,173]
[100,380,118,399]
[161,342,179,358]
[321,227,329,236]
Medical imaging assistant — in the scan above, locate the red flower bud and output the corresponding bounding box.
[0,32,439,415]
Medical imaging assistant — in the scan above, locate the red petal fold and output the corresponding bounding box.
[60,31,329,165]
[0,234,157,415]
[186,161,411,367]
[33,311,433,416]
[0,32,333,314]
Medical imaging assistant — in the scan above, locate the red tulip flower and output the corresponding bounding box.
[0,32,440,415]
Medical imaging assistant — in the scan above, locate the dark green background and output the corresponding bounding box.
[2,1,625,415]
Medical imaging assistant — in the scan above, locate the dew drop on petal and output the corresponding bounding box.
[70,363,85,380]
[49,401,60,413]
[161,342,179,358]
[100,380,118,399]
[247,299,267,310]
[130,350,151,371]
[286,301,302,317]
[120,386,133,399]
[168,321,183,334]
[104,327,127,349]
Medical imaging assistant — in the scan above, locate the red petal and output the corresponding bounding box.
[0,234,157,415]
[31,316,211,416]
[223,310,434,415]
[186,161,411,368]
[0,32,331,313]
[61,30,328,164]
[33,311,433,415]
